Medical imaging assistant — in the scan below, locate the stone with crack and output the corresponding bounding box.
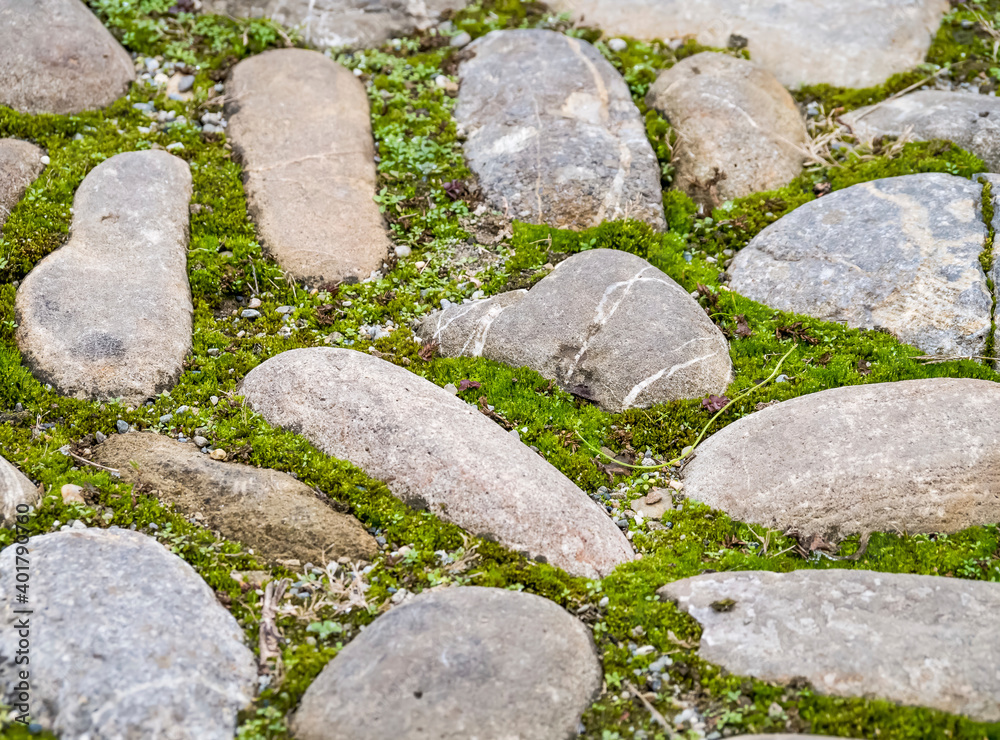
[417,249,733,412]
[728,173,991,357]
[455,29,665,231]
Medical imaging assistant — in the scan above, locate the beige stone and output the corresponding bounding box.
[683,378,1000,538]
[226,48,390,285]
[0,139,45,232]
[647,52,806,208]
[0,455,38,526]
[92,432,378,564]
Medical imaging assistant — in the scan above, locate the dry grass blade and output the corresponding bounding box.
[259,577,290,674]
[625,681,676,737]
[323,561,371,614]
[914,354,999,364]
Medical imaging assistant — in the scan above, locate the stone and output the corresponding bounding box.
[646,53,807,208]
[0,0,135,114]
[417,249,732,412]
[631,492,670,520]
[0,455,38,526]
[683,377,1000,538]
[456,29,665,231]
[200,0,466,49]
[728,173,991,357]
[0,529,256,738]
[239,348,633,578]
[226,49,390,285]
[844,91,1000,172]
[658,569,1000,722]
[92,432,378,564]
[15,150,193,404]
[0,139,45,232]
[292,586,602,740]
[547,0,949,88]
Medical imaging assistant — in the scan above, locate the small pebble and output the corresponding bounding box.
[95,431,107,443]
[276,305,294,314]
[40,155,50,166]
[116,420,129,434]
[443,383,458,395]
[450,31,472,48]
[394,244,411,258]
[193,435,209,447]
[60,484,86,505]
[248,297,262,309]
[178,74,195,92]
[607,38,628,52]
[241,309,261,319]
[159,414,173,424]
[209,449,227,461]
[645,491,663,505]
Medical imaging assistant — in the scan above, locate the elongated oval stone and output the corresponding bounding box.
[0,139,46,232]
[226,49,391,285]
[15,150,193,404]
[0,454,37,527]
[239,348,634,578]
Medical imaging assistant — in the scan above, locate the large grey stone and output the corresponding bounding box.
[0,455,37,527]
[418,249,733,412]
[0,139,45,233]
[92,432,378,564]
[456,29,665,231]
[200,0,466,49]
[15,150,193,404]
[646,52,806,208]
[548,0,949,88]
[0,529,256,738]
[239,348,634,578]
[0,0,135,114]
[226,49,390,285]
[682,378,1000,538]
[728,173,991,357]
[659,569,1000,722]
[292,586,602,740]
[844,91,1000,172]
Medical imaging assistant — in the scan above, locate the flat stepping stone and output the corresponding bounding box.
[0,454,38,526]
[456,29,665,231]
[239,348,633,578]
[547,0,948,88]
[682,378,1000,538]
[226,49,390,285]
[15,150,193,404]
[843,91,1000,172]
[92,432,378,564]
[200,0,465,49]
[0,139,46,232]
[659,569,1000,722]
[418,249,732,412]
[0,0,134,114]
[292,586,602,740]
[728,173,990,357]
[0,529,256,738]
[646,52,806,208]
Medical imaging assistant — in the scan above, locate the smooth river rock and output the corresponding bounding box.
[0,139,46,232]
[239,348,634,578]
[646,52,806,208]
[201,0,466,49]
[92,432,378,564]
[728,173,991,357]
[15,150,193,404]
[0,529,256,738]
[418,249,732,412]
[226,48,390,285]
[682,378,1000,538]
[0,455,38,526]
[659,569,1000,722]
[844,91,1000,172]
[456,29,665,230]
[293,587,602,740]
[548,0,949,88]
[0,0,135,114]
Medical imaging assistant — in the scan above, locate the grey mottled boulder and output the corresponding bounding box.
[418,249,732,412]
[683,378,1000,538]
[92,432,377,564]
[987,174,1000,370]
[292,587,602,740]
[659,569,1000,722]
[201,0,466,49]
[0,0,135,114]
[0,139,46,232]
[15,150,193,404]
[226,49,390,285]
[0,455,37,526]
[456,29,665,230]
[646,53,806,208]
[547,0,949,88]
[843,91,1000,171]
[0,529,256,738]
[239,348,634,578]
[728,173,991,357]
